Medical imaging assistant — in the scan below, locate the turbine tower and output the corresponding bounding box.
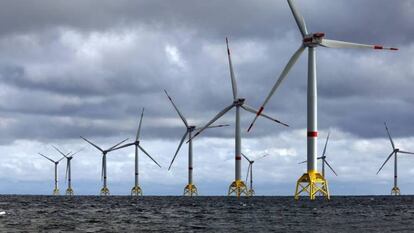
[53,147,81,196]
[377,122,414,195]
[241,152,269,196]
[112,108,162,196]
[189,38,288,197]
[37,153,65,195]
[299,132,338,178]
[81,137,129,195]
[247,0,397,200]
[164,90,228,196]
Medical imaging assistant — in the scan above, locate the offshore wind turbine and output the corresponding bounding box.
[164,90,229,196]
[37,153,65,195]
[241,153,269,196]
[111,108,162,196]
[247,0,397,200]
[81,137,128,195]
[299,132,338,178]
[376,122,414,195]
[189,38,288,197]
[53,147,81,196]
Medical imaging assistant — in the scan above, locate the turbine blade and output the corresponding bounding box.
[111,142,135,151]
[204,124,230,130]
[69,148,84,158]
[226,37,238,100]
[242,104,289,127]
[108,138,129,151]
[188,103,235,142]
[241,153,252,163]
[57,156,65,163]
[384,122,396,150]
[322,131,331,157]
[298,160,307,164]
[52,145,69,158]
[398,151,414,155]
[38,153,55,163]
[287,0,308,37]
[256,153,270,161]
[247,45,305,132]
[320,39,398,51]
[80,136,104,152]
[245,163,251,185]
[376,151,395,174]
[164,90,189,128]
[324,160,338,176]
[136,108,145,141]
[138,145,162,168]
[168,131,189,170]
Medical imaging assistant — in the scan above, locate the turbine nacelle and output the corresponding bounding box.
[189,126,196,131]
[234,98,246,106]
[303,32,325,47]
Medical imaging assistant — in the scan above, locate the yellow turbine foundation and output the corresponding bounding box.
[184,184,198,196]
[131,186,143,196]
[228,180,248,197]
[53,188,60,195]
[100,187,110,196]
[247,189,255,197]
[294,171,330,200]
[65,188,74,196]
[391,187,400,196]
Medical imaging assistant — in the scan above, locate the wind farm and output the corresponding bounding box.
[0,0,413,231]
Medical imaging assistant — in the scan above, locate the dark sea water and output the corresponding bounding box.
[0,195,413,232]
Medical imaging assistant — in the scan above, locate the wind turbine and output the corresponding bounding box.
[164,90,229,196]
[376,122,414,195]
[241,152,269,196]
[247,0,398,200]
[299,132,338,178]
[53,146,82,196]
[111,108,162,196]
[80,137,128,195]
[189,38,289,197]
[37,153,65,195]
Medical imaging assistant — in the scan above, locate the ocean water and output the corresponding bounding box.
[0,195,412,232]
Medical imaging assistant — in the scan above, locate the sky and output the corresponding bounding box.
[0,0,413,196]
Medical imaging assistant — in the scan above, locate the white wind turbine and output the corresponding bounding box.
[80,137,129,196]
[241,152,270,196]
[247,0,397,200]
[37,153,65,195]
[189,38,288,197]
[377,122,414,195]
[53,146,82,196]
[299,132,338,178]
[111,108,162,196]
[164,90,229,196]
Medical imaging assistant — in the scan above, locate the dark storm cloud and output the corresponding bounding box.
[0,0,412,144]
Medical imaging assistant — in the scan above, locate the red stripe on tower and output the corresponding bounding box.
[307,131,318,137]
[189,167,193,170]
[236,156,241,160]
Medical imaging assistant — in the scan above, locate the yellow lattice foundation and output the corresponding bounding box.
[53,188,60,195]
[65,188,74,196]
[391,187,400,196]
[228,180,248,197]
[100,187,110,196]
[184,184,198,196]
[247,189,255,197]
[294,171,330,200]
[131,186,143,196]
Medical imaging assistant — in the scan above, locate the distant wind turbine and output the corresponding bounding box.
[37,153,65,195]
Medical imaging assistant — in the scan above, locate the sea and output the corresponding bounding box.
[0,195,412,232]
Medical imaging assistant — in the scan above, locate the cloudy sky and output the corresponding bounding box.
[0,0,413,196]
